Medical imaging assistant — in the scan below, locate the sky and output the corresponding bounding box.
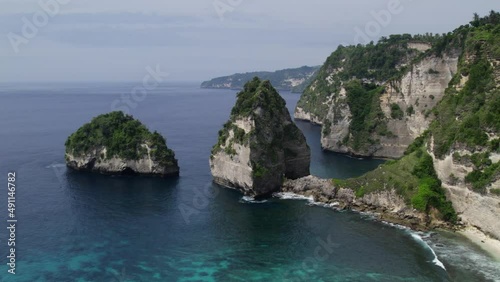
[0,0,498,82]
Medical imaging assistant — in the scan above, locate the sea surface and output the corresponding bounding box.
[0,82,498,282]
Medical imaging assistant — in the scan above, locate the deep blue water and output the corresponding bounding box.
[0,82,498,282]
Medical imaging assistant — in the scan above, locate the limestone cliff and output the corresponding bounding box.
[210,77,310,197]
[424,18,500,239]
[289,13,500,239]
[295,35,460,158]
[65,111,179,177]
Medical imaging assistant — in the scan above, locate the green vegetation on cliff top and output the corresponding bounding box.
[296,34,431,119]
[212,78,307,179]
[332,12,500,222]
[297,11,500,159]
[65,111,177,166]
[423,11,500,193]
[211,77,288,157]
[336,147,457,223]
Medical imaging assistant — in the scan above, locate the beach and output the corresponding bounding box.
[460,227,500,262]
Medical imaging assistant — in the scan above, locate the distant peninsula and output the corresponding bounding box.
[65,111,179,177]
[201,66,320,93]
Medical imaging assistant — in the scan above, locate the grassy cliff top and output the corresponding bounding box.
[336,147,457,223]
[230,77,288,119]
[212,78,304,159]
[65,111,176,164]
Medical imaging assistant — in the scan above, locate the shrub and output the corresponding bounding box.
[404,132,429,155]
[390,103,404,120]
[252,163,269,178]
[490,139,500,152]
[356,186,366,198]
[411,150,457,222]
[411,180,437,211]
[465,162,500,193]
[406,105,415,116]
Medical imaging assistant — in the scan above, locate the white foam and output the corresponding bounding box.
[46,163,66,168]
[239,196,268,204]
[380,220,410,231]
[427,235,500,281]
[410,233,447,271]
[273,192,344,211]
[273,192,314,202]
[308,201,340,209]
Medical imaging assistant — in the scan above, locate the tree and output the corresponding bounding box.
[471,12,480,27]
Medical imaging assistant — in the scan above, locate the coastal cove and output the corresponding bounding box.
[0,82,499,281]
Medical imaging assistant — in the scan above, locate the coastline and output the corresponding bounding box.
[459,227,500,262]
[281,176,500,264]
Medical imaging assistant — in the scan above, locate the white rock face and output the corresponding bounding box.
[320,87,352,154]
[408,42,432,52]
[66,145,179,177]
[294,106,323,125]
[210,118,255,194]
[430,146,500,240]
[320,53,459,158]
[361,190,407,213]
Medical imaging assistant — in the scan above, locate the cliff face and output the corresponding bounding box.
[65,112,179,177]
[210,78,310,197]
[296,37,459,158]
[431,145,500,239]
[66,145,180,177]
[319,54,459,158]
[424,20,500,239]
[288,14,500,238]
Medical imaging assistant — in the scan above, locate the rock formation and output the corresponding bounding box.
[290,12,500,238]
[210,77,311,197]
[282,176,436,231]
[65,111,179,177]
[295,36,459,158]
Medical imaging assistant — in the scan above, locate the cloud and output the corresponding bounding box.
[0,0,497,82]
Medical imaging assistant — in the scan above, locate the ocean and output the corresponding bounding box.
[0,82,498,281]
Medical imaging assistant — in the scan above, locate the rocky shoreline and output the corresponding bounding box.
[282,175,456,232]
[66,149,180,178]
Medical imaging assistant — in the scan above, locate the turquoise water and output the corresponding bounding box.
[0,82,498,281]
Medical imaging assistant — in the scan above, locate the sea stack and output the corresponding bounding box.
[65,111,179,177]
[210,77,311,197]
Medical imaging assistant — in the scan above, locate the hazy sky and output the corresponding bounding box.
[1,0,498,82]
